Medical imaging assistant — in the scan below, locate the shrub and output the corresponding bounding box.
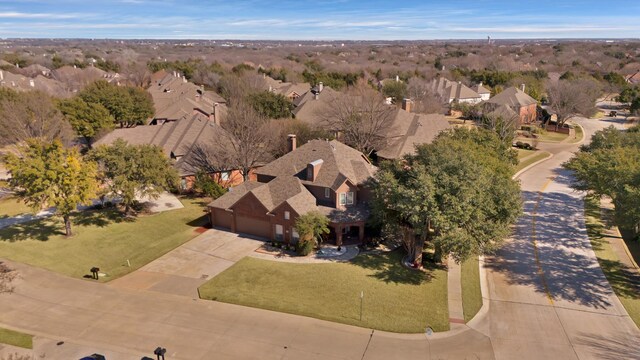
[296,238,315,256]
[194,171,227,199]
[515,141,524,148]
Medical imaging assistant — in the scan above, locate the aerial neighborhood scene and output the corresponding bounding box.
[1,1,640,359]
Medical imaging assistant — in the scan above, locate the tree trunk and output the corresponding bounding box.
[242,168,250,182]
[413,234,426,267]
[63,215,73,237]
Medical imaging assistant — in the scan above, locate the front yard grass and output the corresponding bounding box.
[198,250,449,333]
[0,197,209,281]
[461,257,482,322]
[0,196,33,218]
[516,149,535,160]
[584,195,640,327]
[0,327,33,349]
[515,151,551,173]
[569,124,584,144]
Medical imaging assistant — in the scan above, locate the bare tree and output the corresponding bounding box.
[0,90,73,146]
[0,262,16,294]
[184,102,274,181]
[406,78,445,114]
[547,79,600,129]
[480,112,519,144]
[122,62,151,88]
[318,81,395,156]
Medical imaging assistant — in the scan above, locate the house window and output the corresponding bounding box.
[220,171,230,181]
[347,192,354,205]
[275,224,284,241]
[284,211,290,220]
[325,188,330,198]
[292,228,300,243]
[180,178,187,191]
[339,193,346,205]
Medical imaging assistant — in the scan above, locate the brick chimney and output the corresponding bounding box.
[307,159,323,182]
[288,134,297,152]
[402,98,412,113]
[521,84,526,92]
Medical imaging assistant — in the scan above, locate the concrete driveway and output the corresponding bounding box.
[108,229,264,297]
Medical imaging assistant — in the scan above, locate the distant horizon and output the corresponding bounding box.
[0,0,638,40]
[2,37,639,42]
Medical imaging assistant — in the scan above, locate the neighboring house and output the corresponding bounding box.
[291,83,340,124]
[208,138,377,245]
[0,69,69,97]
[484,86,538,127]
[94,73,244,190]
[376,107,452,160]
[430,77,482,104]
[263,76,311,101]
[626,70,640,85]
[474,82,492,101]
[148,71,227,124]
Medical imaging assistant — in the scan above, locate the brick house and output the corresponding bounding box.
[484,86,538,127]
[208,137,377,245]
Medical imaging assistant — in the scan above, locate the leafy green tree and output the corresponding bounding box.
[91,139,179,214]
[3,140,99,236]
[381,80,408,103]
[294,211,330,252]
[371,128,521,264]
[194,171,227,199]
[80,80,154,127]
[565,126,640,233]
[247,91,293,119]
[57,97,115,148]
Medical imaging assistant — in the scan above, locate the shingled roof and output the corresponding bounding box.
[209,176,319,216]
[485,87,537,108]
[376,109,452,160]
[256,139,376,191]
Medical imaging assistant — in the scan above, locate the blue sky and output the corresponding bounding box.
[0,0,638,39]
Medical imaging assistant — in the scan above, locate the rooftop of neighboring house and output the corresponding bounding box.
[475,83,491,95]
[626,70,640,84]
[256,139,377,191]
[485,86,537,108]
[0,69,69,97]
[148,71,226,122]
[485,103,518,120]
[94,112,229,176]
[291,85,340,123]
[430,77,481,101]
[376,109,452,160]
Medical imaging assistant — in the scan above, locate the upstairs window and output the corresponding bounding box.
[339,193,346,205]
[284,211,290,220]
[347,192,354,205]
[325,188,330,198]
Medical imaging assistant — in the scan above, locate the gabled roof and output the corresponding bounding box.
[475,83,491,95]
[485,87,537,108]
[209,176,319,216]
[94,113,230,176]
[430,77,481,101]
[291,86,340,125]
[255,139,376,191]
[377,109,452,159]
[485,104,517,120]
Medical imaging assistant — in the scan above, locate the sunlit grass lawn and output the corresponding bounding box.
[0,197,209,281]
[516,149,535,160]
[585,195,640,327]
[0,327,33,349]
[0,196,33,218]
[461,256,482,322]
[515,151,551,173]
[199,250,449,333]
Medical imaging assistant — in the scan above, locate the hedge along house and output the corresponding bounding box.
[208,136,377,245]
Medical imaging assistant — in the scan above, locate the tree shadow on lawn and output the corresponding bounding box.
[0,219,64,242]
[350,249,444,285]
[72,207,133,228]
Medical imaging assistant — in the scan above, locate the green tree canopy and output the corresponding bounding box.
[564,125,640,232]
[246,91,293,119]
[57,97,115,147]
[91,139,179,214]
[3,139,99,236]
[371,128,521,264]
[294,211,330,243]
[79,80,154,127]
[381,80,408,103]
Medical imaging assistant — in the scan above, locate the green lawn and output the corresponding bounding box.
[0,196,33,218]
[537,130,570,143]
[461,257,482,322]
[199,250,449,333]
[569,124,584,144]
[584,195,640,327]
[516,149,535,160]
[515,151,551,173]
[0,327,33,349]
[0,197,209,281]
